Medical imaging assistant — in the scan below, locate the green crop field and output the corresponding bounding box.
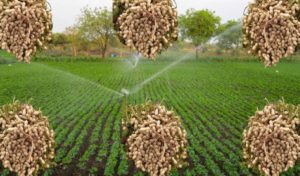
[0,52,300,176]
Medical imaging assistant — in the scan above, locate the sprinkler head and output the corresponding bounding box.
[121,88,130,96]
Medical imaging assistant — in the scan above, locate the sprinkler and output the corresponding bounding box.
[121,88,130,97]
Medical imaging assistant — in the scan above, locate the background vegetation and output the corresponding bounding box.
[44,7,299,61]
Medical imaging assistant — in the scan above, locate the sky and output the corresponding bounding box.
[48,0,252,32]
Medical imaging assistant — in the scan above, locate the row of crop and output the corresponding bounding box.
[54,96,105,159]
[53,66,127,174]
[76,98,120,173]
[45,88,120,176]
[34,63,101,118]
[54,87,110,141]
[78,71,131,175]
[95,100,120,164]
[173,81,244,148]
[231,63,300,99]
[103,100,123,176]
[169,67,250,140]
[49,84,101,133]
[59,95,115,166]
[161,74,252,175]
[97,67,134,176]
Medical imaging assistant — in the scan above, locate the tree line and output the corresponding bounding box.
[50,7,243,58]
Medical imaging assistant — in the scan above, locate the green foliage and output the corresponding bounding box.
[51,33,69,45]
[63,26,88,56]
[179,9,221,46]
[77,7,114,58]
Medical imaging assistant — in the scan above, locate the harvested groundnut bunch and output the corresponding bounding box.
[122,101,188,176]
[243,100,300,176]
[243,0,300,66]
[0,0,52,63]
[114,0,178,59]
[0,101,55,176]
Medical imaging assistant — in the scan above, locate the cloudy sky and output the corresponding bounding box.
[48,0,252,32]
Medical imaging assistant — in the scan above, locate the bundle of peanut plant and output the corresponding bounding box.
[113,0,178,59]
[122,101,188,176]
[0,101,55,176]
[243,100,300,176]
[0,0,52,63]
[243,0,300,66]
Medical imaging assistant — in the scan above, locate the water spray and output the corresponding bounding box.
[125,52,141,69]
[125,53,192,95]
[211,21,242,43]
[37,63,124,97]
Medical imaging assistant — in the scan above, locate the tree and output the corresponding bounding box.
[64,26,83,56]
[179,9,221,58]
[51,33,68,45]
[77,7,114,58]
[216,20,242,52]
[49,33,69,52]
